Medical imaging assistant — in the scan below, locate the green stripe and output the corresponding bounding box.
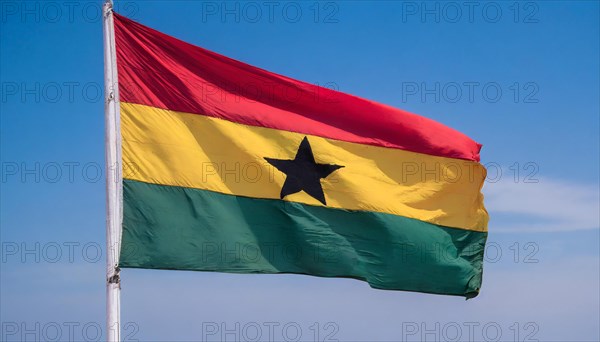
[120,179,487,297]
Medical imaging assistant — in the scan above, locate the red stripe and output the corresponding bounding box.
[114,13,481,161]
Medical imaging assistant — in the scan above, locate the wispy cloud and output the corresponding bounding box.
[484,177,600,232]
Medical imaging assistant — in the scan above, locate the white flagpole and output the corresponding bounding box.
[103,0,122,341]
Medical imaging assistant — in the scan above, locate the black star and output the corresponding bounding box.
[264,137,344,205]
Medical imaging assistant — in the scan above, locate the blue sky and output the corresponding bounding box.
[1,1,599,341]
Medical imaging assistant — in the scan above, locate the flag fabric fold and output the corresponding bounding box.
[114,13,489,297]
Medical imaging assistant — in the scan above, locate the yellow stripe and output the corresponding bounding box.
[121,102,488,232]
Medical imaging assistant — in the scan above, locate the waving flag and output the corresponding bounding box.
[113,13,488,297]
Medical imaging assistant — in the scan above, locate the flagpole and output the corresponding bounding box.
[103,0,122,341]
